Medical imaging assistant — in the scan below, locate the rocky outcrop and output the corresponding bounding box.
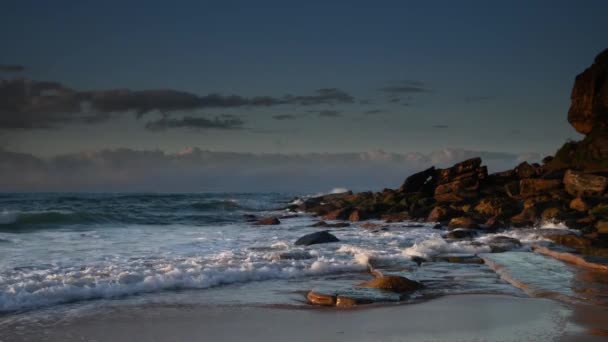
[295,230,340,246]
[293,48,608,249]
[567,48,608,135]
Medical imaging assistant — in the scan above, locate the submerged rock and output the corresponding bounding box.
[448,217,479,229]
[434,254,484,264]
[306,291,336,306]
[295,230,340,246]
[445,229,477,239]
[487,236,522,253]
[310,221,350,228]
[357,275,422,293]
[546,233,593,248]
[254,217,281,225]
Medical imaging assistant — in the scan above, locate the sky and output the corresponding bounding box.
[1,1,607,191]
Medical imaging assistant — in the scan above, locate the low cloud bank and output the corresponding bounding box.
[0,147,541,192]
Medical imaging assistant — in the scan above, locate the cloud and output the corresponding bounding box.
[0,65,25,72]
[0,147,540,192]
[145,115,244,131]
[379,80,430,95]
[432,124,449,129]
[272,114,297,120]
[364,109,385,115]
[0,78,356,131]
[318,110,341,117]
[284,88,354,106]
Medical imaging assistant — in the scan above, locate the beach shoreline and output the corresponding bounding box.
[1,293,605,342]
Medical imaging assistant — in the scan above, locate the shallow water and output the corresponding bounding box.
[0,193,606,317]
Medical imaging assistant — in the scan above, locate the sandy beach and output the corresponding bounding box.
[2,294,605,342]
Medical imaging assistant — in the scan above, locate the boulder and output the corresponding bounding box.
[510,207,538,227]
[563,170,608,197]
[322,208,350,220]
[357,275,422,293]
[505,181,520,198]
[306,291,336,306]
[448,217,479,229]
[399,166,437,194]
[434,179,480,203]
[474,197,520,218]
[570,197,590,212]
[546,234,593,248]
[348,209,368,222]
[446,229,477,239]
[427,206,459,222]
[254,217,281,225]
[335,295,373,307]
[567,48,608,135]
[541,207,563,222]
[436,158,483,183]
[518,179,562,197]
[596,220,608,234]
[295,231,340,246]
[515,162,539,179]
[381,212,411,223]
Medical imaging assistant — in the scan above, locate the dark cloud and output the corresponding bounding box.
[0,65,25,72]
[465,95,493,103]
[432,124,449,129]
[145,115,244,131]
[284,88,354,106]
[364,109,385,115]
[318,110,341,117]
[379,80,430,95]
[0,78,355,130]
[0,147,541,192]
[272,114,297,120]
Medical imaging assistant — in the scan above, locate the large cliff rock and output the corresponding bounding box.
[568,48,608,135]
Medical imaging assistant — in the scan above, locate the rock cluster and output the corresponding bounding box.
[291,48,608,248]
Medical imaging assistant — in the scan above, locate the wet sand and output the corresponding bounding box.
[2,294,604,342]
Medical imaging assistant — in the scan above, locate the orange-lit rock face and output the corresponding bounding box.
[568,49,608,135]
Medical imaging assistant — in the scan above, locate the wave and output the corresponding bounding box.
[189,200,247,211]
[0,252,369,312]
[0,210,104,227]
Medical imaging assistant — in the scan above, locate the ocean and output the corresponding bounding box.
[0,192,604,316]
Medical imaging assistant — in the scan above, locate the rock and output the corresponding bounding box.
[277,251,313,260]
[243,214,258,222]
[399,166,437,194]
[446,229,477,239]
[434,254,484,264]
[349,209,368,222]
[357,275,422,293]
[306,291,336,306]
[505,181,520,198]
[596,220,608,234]
[518,179,562,197]
[567,48,608,135]
[427,206,459,222]
[310,221,350,228]
[487,236,522,253]
[436,158,483,183]
[546,234,593,248]
[541,207,563,222]
[381,213,411,223]
[484,216,505,230]
[570,197,590,212]
[563,170,608,197]
[515,162,539,179]
[434,179,480,203]
[295,230,340,246]
[360,222,384,229]
[474,197,520,218]
[448,217,479,229]
[254,217,281,225]
[510,207,538,227]
[322,208,350,220]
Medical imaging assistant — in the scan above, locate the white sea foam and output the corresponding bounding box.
[402,234,491,259]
